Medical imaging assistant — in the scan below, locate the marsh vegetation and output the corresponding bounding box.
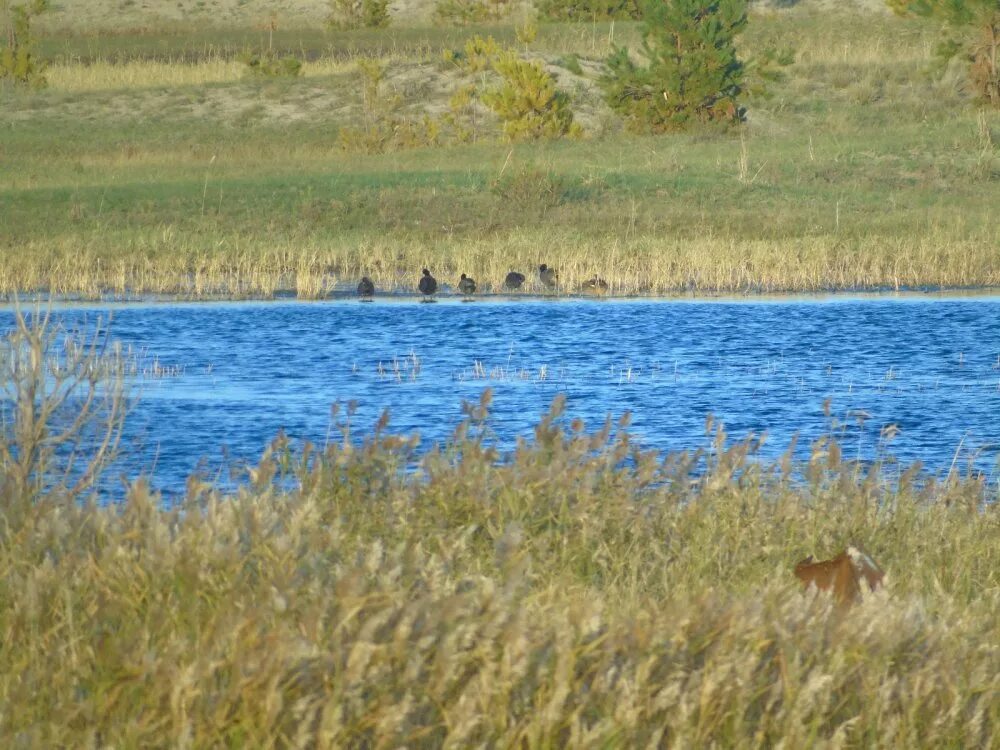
[0,326,998,745]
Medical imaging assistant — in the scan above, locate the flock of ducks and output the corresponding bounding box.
[356,265,609,301]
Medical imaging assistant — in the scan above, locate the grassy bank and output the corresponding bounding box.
[1,391,998,746]
[3,8,999,297]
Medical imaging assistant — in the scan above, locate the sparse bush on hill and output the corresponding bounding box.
[443,83,483,142]
[327,0,391,29]
[0,0,49,88]
[239,50,303,78]
[439,35,582,142]
[459,33,503,73]
[602,0,749,132]
[433,0,517,25]
[338,59,440,153]
[237,16,303,78]
[888,0,1000,106]
[482,52,582,140]
[535,0,641,21]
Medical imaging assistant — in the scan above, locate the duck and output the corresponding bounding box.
[418,268,438,299]
[583,275,609,293]
[357,276,375,299]
[504,271,526,291]
[538,264,558,289]
[458,273,477,298]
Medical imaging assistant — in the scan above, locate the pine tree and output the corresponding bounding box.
[888,0,1000,106]
[601,0,748,132]
[481,52,580,141]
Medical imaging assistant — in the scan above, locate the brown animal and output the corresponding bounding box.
[794,546,884,608]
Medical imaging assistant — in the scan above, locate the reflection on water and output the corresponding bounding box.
[2,296,999,493]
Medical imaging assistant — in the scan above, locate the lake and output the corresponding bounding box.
[3,294,999,494]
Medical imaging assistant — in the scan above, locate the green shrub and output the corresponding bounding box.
[1,0,49,88]
[602,0,748,132]
[557,52,584,75]
[481,52,581,141]
[327,0,391,29]
[745,45,796,99]
[239,51,303,78]
[536,0,640,21]
[462,33,503,73]
[490,164,569,214]
[433,0,515,25]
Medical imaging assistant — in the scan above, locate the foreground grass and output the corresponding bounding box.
[1,394,998,746]
[3,10,999,297]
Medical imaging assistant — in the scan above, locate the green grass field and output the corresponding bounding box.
[3,4,999,297]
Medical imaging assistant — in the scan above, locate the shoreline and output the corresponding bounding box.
[3,285,1000,309]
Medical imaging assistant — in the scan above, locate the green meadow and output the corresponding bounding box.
[2,2,999,297]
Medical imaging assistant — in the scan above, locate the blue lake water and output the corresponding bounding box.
[3,295,1000,493]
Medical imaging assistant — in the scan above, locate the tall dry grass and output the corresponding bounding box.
[0,333,999,746]
[44,55,385,92]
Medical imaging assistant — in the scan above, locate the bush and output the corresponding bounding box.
[536,0,640,21]
[338,60,440,153]
[0,307,130,506]
[433,0,515,25]
[327,0,391,29]
[481,52,581,141]
[490,164,569,213]
[0,0,49,88]
[601,0,748,132]
[888,0,1000,107]
[461,33,503,73]
[239,51,303,78]
[442,83,483,142]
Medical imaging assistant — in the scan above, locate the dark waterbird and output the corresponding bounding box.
[583,276,609,293]
[418,268,438,300]
[504,271,526,291]
[357,276,375,299]
[458,273,477,298]
[539,264,558,289]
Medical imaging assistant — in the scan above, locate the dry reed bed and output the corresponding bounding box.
[1,394,998,746]
[44,57,352,92]
[3,231,999,299]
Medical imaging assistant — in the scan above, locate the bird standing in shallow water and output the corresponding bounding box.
[357,276,375,300]
[583,275,608,294]
[418,268,438,300]
[539,264,558,290]
[458,273,476,299]
[504,271,526,291]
